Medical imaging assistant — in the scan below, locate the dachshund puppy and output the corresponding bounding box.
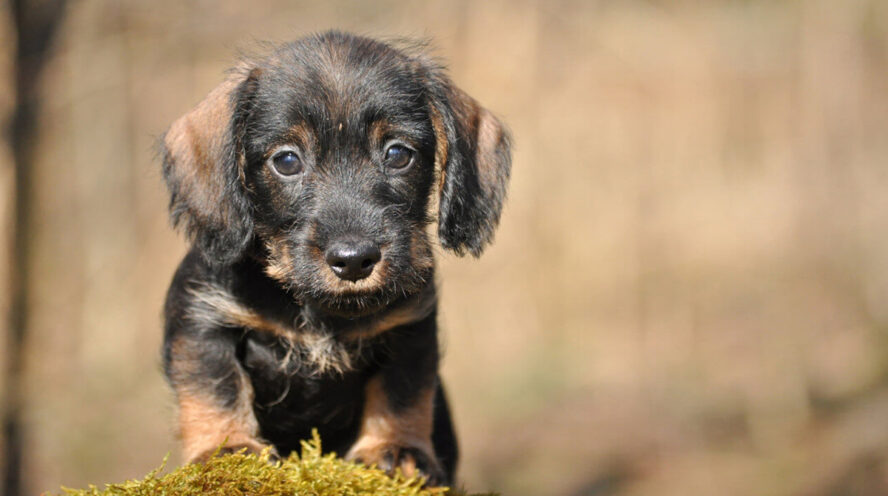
[159,31,511,485]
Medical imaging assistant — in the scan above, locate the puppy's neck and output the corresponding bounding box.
[298,281,438,341]
[191,254,437,339]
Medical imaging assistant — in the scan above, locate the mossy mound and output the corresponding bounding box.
[53,432,493,496]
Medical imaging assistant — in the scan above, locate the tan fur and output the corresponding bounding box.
[346,376,439,478]
[185,282,351,375]
[310,245,392,295]
[343,282,437,343]
[409,230,435,273]
[167,336,201,380]
[369,120,394,146]
[429,104,449,196]
[280,123,314,152]
[178,387,265,463]
[185,281,436,375]
[264,219,432,298]
[264,236,295,283]
[163,67,250,225]
[436,87,506,196]
[187,282,296,338]
[474,108,506,190]
[297,331,353,375]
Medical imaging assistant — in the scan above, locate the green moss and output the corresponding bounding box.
[53,431,494,496]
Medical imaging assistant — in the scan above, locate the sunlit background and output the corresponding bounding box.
[2,1,888,495]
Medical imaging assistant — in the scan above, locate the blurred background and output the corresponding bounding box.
[2,0,888,495]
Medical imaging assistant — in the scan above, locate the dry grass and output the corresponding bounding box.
[2,1,888,495]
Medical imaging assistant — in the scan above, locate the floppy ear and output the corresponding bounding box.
[429,79,512,257]
[161,67,258,265]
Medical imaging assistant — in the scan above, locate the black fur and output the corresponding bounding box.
[159,31,511,485]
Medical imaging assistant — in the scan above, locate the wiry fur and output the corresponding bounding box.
[159,31,511,486]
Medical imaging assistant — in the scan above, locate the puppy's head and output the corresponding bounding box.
[162,31,511,316]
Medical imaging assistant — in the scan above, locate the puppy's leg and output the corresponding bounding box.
[166,333,271,463]
[346,318,447,485]
[347,376,444,484]
[176,386,265,463]
[431,382,459,481]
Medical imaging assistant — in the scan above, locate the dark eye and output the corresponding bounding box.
[384,144,414,170]
[271,150,303,176]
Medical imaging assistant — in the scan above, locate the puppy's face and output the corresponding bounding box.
[162,32,511,316]
[245,41,437,315]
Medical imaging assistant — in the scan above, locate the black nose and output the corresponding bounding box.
[324,239,382,281]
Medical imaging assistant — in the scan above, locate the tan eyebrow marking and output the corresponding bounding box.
[369,119,394,145]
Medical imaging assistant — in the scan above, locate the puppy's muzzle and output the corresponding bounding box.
[325,238,381,282]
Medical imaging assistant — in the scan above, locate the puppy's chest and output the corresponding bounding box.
[238,331,377,452]
[238,329,381,388]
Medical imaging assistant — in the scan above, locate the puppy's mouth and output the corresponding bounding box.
[263,236,433,317]
[310,261,433,318]
[265,258,415,317]
[310,295,389,318]
[313,280,438,325]
[312,258,388,314]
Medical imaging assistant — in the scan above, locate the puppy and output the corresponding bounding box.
[159,31,511,485]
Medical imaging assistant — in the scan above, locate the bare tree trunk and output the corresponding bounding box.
[3,1,67,495]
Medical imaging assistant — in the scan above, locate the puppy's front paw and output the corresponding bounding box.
[349,444,446,486]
